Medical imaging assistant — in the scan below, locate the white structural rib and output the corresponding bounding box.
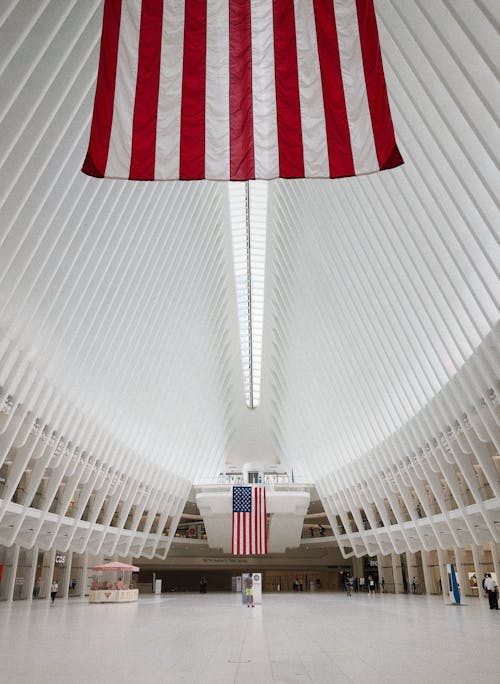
[0,0,498,562]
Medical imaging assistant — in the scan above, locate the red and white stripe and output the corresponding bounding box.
[232,486,268,555]
[83,0,402,180]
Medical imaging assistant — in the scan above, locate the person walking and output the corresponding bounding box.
[344,575,352,597]
[244,574,254,607]
[50,579,58,604]
[368,575,375,597]
[381,576,386,593]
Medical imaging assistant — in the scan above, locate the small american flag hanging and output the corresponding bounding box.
[232,485,268,555]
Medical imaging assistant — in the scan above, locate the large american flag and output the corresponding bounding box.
[83,0,402,180]
[232,486,267,555]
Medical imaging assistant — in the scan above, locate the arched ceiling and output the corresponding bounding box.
[0,0,498,496]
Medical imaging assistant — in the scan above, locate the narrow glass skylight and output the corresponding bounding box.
[229,181,268,409]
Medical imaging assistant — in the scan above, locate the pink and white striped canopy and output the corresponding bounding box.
[90,562,140,572]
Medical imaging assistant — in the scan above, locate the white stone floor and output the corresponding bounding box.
[1,591,500,684]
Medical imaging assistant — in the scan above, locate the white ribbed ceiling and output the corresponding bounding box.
[0,0,498,501]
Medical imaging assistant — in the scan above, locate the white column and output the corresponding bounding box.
[25,546,39,601]
[421,550,433,595]
[78,551,89,597]
[490,542,500,586]
[352,555,363,577]
[436,548,449,603]
[60,551,72,599]
[43,547,56,602]
[391,553,404,593]
[470,544,486,604]
[406,551,419,593]
[377,553,391,592]
[6,545,21,602]
[453,547,467,602]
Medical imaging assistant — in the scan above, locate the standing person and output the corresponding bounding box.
[381,576,386,593]
[319,525,326,537]
[50,579,58,604]
[293,577,299,592]
[298,576,304,592]
[368,575,375,596]
[412,577,417,594]
[484,574,499,610]
[33,577,41,599]
[244,573,254,607]
[199,576,207,594]
[344,575,352,597]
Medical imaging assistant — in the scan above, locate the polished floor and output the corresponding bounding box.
[1,591,500,683]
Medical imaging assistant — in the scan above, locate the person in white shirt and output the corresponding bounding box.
[484,574,499,610]
[50,580,58,604]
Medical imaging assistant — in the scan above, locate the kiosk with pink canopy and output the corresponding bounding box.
[88,562,139,603]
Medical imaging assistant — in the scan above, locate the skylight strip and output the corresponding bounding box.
[229,181,267,408]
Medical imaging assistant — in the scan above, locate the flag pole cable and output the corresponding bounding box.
[245,179,254,409]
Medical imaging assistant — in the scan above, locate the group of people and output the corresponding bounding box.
[33,578,59,602]
[309,525,326,537]
[482,573,499,610]
[344,574,382,594]
[344,575,420,594]
[292,576,304,592]
[90,577,126,591]
[50,580,58,603]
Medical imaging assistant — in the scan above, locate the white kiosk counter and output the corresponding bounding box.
[89,562,140,604]
[89,588,138,603]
